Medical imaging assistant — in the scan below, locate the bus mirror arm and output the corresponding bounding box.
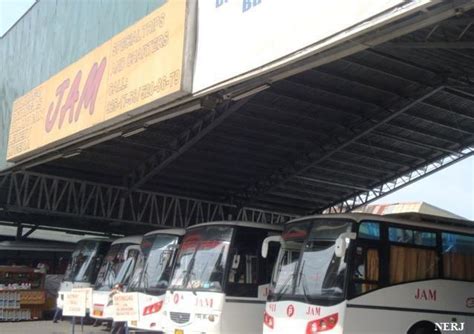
[261,235,283,258]
[335,232,356,258]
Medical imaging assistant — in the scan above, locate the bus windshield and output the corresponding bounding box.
[129,234,180,295]
[115,248,141,287]
[127,251,145,292]
[64,240,102,283]
[95,243,134,290]
[270,220,352,304]
[170,226,233,292]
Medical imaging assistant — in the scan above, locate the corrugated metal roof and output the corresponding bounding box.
[2,3,474,230]
[354,201,466,220]
[26,10,474,218]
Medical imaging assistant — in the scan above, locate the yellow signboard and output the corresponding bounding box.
[7,0,191,161]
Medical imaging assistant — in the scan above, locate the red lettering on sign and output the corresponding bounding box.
[195,298,214,308]
[59,71,82,128]
[268,303,276,312]
[75,58,106,120]
[45,57,107,133]
[415,288,437,301]
[305,306,321,316]
[46,79,70,132]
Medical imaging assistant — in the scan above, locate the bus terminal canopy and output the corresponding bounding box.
[0,0,474,233]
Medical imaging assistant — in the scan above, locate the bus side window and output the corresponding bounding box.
[442,233,474,281]
[228,254,257,285]
[390,246,438,284]
[358,221,380,240]
[227,228,270,298]
[352,246,380,296]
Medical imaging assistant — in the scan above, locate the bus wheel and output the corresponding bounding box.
[407,321,440,334]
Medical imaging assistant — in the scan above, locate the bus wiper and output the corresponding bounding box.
[275,273,294,301]
[171,254,196,294]
[189,270,198,296]
[142,262,150,292]
[296,260,310,304]
[183,256,195,289]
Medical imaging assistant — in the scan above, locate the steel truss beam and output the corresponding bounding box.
[322,146,474,213]
[0,172,295,228]
[372,131,460,155]
[230,85,446,206]
[385,11,474,49]
[124,98,250,192]
[295,176,371,192]
[385,42,474,49]
[21,226,38,239]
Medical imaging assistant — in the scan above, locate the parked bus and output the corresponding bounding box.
[262,213,474,334]
[57,238,112,310]
[125,229,185,331]
[90,235,142,322]
[163,221,282,334]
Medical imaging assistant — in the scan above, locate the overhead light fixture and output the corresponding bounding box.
[62,150,82,159]
[231,84,270,101]
[122,127,146,138]
[20,154,63,170]
[79,132,123,149]
[145,101,202,126]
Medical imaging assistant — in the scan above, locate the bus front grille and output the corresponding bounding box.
[170,312,190,324]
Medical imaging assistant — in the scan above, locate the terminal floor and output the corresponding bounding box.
[0,320,110,333]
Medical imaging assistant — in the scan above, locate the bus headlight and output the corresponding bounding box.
[143,301,163,315]
[306,313,338,333]
[263,311,274,329]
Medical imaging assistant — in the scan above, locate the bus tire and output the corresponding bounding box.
[407,321,440,334]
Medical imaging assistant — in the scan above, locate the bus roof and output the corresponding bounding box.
[111,235,142,245]
[144,228,186,237]
[287,213,474,235]
[0,240,75,252]
[187,221,283,232]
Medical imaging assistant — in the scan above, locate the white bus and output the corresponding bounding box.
[90,235,142,321]
[262,213,474,334]
[57,238,112,310]
[125,228,185,331]
[163,221,282,334]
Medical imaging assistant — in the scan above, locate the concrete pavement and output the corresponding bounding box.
[0,320,109,334]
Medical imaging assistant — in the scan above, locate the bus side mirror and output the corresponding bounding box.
[166,244,179,266]
[335,232,356,258]
[124,245,141,259]
[261,236,282,258]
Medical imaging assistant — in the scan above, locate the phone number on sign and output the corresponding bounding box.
[105,69,181,114]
